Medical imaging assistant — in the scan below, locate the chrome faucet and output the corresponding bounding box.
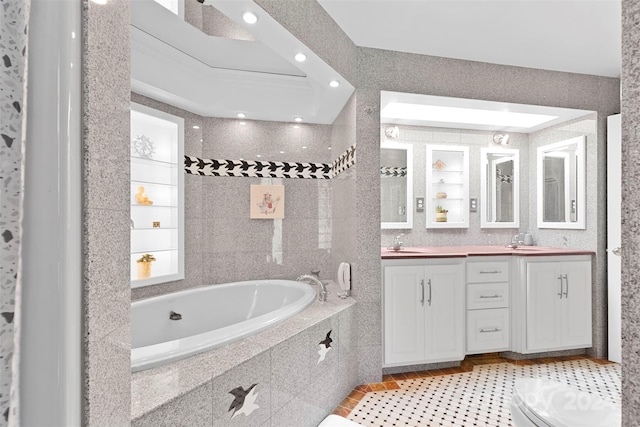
[297,273,328,302]
[391,233,404,251]
[507,232,524,248]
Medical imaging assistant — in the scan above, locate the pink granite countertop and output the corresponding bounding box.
[381,245,595,259]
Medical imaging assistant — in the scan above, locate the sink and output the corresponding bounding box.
[509,246,547,251]
[383,247,429,254]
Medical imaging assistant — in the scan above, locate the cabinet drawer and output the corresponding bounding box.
[467,308,510,353]
[467,261,509,283]
[467,282,509,309]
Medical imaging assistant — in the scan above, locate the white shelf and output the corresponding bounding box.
[426,145,469,229]
[130,103,184,288]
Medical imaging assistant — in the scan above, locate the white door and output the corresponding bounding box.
[383,266,425,365]
[607,114,622,363]
[426,264,465,361]
[561,261,593,348]
[526,262,563,351]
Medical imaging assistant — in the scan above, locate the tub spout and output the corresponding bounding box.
[169,310,182,321]
[297,274,328,302]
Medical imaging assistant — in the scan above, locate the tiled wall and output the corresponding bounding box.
[131,93,349,301]
[82,0,131,424]
[380,126,530,247]
[621,1,640,424]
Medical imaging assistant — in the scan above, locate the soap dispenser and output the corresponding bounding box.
[524,230,533,246]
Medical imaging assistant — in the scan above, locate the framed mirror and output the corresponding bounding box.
[381,141,413,229]
[480,147,520,228]
[537,136,586,229]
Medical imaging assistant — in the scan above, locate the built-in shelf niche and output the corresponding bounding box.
[426,145,469,229]
[130,102,184,287]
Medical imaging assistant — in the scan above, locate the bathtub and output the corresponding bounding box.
[131,279,316,372]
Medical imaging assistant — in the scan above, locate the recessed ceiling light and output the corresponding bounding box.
[242,11,258,24]
[237,112,246,119]
[328,147,332,150]
[256,154,262,158]
[302,146,307,149]
[294,117,303,123]
[199,139,203,142]
[240,122,246,126]
[329,80,340,88]
[381,102,558,129]
[293,125,300,129]
[192,125,200,129]
[294,53,307,62]
[279,151,285,154]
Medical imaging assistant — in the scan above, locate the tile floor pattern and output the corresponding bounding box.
[333,356,620,427]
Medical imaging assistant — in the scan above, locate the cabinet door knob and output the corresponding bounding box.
[420,279,425,306]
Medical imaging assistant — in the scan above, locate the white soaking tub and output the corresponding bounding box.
[131,279,315,372]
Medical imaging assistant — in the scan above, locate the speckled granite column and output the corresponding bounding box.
[621,0,640,424]
[82,0,131,424]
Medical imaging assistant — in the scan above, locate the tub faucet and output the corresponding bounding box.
[297,274,328,302]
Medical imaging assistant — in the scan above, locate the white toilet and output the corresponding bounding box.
[510,378,621,426]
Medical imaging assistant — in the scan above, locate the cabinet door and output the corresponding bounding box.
[425,264,465,361]
[384,266,425,365]
[526,262,563,351]
[561,261,592,348]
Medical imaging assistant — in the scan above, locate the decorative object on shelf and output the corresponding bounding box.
[135,186,153,205]
[436,192,448,199]
[432,159,447,171]
[439,178,446,184]
[152,221,160,228]
[132,134,156,159]
[250,185,285,219]
[136,253,156,280]
[435,205,448,222]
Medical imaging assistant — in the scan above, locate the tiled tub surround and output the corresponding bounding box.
[131,282,358,425]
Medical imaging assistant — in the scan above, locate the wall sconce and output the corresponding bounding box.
[385,126,400,139]
[493,133,510,145]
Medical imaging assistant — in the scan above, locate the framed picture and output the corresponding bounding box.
[250,185,285,219]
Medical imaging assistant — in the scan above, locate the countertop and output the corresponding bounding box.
[381,245,595,259]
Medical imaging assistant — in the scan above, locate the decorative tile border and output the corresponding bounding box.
[380,166,407,177]
[184,145,356,180]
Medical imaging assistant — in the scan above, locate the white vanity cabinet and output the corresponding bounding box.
[516,255,592,353]
[466,257,510,354]
[383,259,465,367]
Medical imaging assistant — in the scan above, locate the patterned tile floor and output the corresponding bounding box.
[332,355,620,427]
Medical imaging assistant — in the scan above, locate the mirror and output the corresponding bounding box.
[480,147,520,228]
[537,136,586,229]
[381,142,413,229]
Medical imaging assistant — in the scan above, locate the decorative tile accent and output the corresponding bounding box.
[184,145,356,180]
[317,330,333,364]
[332,144,356,178]
[380,166,407,177]
[228,383,260,418]
[333,356,620,427]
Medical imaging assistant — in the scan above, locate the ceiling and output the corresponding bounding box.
[318,0,621,78]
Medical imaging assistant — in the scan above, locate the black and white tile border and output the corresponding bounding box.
[1,2,29,425]
[185,145,356,180]
[380,166,407,177]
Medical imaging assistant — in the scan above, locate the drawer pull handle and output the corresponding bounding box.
[479,270,500,274]
[479,294,501,299]
[480,328,501,333]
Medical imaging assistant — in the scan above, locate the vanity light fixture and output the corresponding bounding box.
[237,113,246,119]
[493,133,510,145]
[294,117,303,123]
[294,53,307,62]
[242,11,258,24]
[329,80,340,88]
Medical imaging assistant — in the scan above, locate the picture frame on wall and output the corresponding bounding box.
[250,185,285,219]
